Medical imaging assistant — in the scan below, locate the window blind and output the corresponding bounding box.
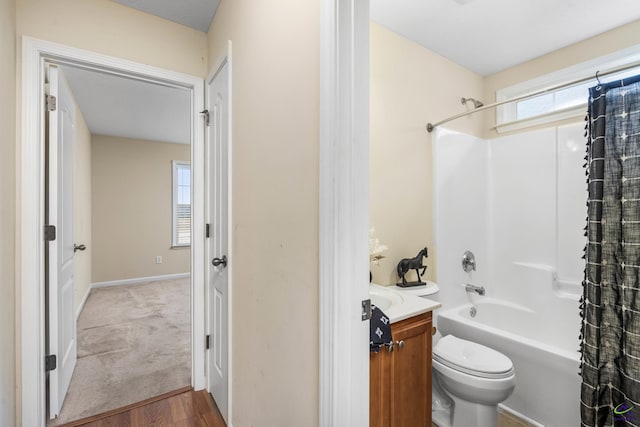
[173,161,191,246]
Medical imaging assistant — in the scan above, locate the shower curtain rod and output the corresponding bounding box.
[426,59,640,133]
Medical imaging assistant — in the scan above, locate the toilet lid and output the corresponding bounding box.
[433,335,513,378]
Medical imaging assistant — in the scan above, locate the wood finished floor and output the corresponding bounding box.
[68,389,226,427]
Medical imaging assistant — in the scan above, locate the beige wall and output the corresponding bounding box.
[16,0,207,77]
[370,23,484,285]
[73,105,92,314]
[91,135,190,283]
[0,0,16,424]
[207,1,320,425]
[484,19,640,138]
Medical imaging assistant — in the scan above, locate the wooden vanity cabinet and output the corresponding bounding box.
[370,312,433,427]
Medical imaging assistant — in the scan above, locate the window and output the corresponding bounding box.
[515,82,591,120]
[172,161,191,247]
[496,45,640,133]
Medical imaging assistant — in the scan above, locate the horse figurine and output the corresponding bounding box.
[396,247,428,287]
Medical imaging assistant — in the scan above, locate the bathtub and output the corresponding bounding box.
[436,298,581,427]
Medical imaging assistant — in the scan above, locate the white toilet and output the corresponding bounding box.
[432,335,515,427]
[393,282,515,427]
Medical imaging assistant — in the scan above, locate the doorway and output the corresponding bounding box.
[20,37,206,427]
[44,61,195,425]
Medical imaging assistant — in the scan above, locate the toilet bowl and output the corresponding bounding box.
[390,282,515,427]
[432,335,515,427]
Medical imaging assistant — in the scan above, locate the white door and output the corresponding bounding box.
[206,60,230,422]
[46,64,77,419]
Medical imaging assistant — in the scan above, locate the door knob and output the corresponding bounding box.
[74,244,87,253]
[212,255,227,268]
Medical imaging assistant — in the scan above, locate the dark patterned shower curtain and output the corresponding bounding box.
[581,74,640,427]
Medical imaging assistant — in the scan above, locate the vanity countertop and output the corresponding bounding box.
[370,284,440,324]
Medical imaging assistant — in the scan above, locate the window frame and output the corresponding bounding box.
[172,160,191,248]
[495,44,640,133]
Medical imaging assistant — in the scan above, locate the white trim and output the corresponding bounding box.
[190,68,206,396]
[91,273,191,289]
[495,105,585,134]
[20,36,206,427]
[204,40,234,427]
[75,285,91,321]
[319,0,370,425]
[226,41,234,427]
[496,43,640,132]
[21,37,47,427]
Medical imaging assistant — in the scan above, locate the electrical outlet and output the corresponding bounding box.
[156,256,162,264]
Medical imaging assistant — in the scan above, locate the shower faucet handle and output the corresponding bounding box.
[462,250,476,273]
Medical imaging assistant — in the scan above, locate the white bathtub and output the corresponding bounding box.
[436,298,581,427]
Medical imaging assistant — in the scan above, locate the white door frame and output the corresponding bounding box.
[20,36,206,427]
[319,0,370,425]
[205,41,233,424]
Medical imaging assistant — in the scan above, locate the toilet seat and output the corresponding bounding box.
[433,335,514,379]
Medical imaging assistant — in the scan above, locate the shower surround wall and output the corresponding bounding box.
[489,125,585,303]
[434,124,584,425]
[433,130,489,311]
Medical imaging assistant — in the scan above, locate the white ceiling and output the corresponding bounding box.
[371,0,640,76]
[112,0,220,32]
[110,0,640,76]
[65,1,640,140]
[61,65,191,145]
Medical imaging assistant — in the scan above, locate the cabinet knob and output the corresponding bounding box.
[432,326,437,336]
[396,340,405,350]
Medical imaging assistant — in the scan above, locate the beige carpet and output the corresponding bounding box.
[49,278,191,426]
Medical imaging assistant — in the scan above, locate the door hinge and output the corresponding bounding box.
[206,223,210,238]
[205,335,211,350]
[362,299,372,321]
[44,225,56,242]
[45,354,57,372]
[200,109,210,126]
[46,95,57,112]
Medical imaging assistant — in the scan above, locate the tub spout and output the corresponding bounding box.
[465,284,485,296]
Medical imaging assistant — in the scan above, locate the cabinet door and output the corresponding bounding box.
[370,347,391,427]
[389,312,432,427]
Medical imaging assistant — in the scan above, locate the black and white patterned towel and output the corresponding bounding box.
[370,305,392,353]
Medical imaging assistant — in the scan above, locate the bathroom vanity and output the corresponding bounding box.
[369,285,439,427]
[370,312,433,427]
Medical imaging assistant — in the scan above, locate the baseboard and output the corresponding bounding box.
[498,404,545,427]
[91,273,191,289]
[76,285,92,320]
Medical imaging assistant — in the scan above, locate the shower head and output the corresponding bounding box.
[461,97,484,109]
